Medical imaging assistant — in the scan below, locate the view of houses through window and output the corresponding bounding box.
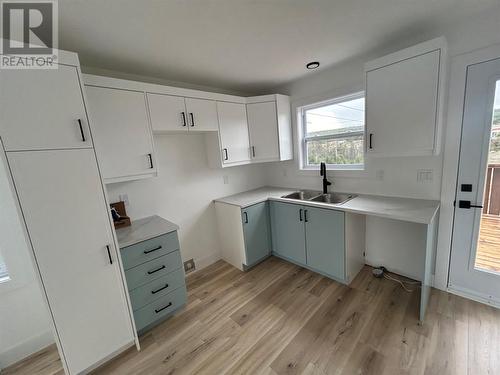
[302,94,365,168]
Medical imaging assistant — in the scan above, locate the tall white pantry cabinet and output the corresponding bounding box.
[0,51,137,374]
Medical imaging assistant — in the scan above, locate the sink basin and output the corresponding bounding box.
[310,193,356,205]
[282,190,322,200]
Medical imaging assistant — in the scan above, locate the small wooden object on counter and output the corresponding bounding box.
[110,201,131,229]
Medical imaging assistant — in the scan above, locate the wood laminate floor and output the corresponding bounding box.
[4,257,500,375]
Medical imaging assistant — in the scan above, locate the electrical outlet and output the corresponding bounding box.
[375,169,384,181]
[223,175,229,185]
[119,194,129,206]
[283,168,287,177]
[184,259,196,274]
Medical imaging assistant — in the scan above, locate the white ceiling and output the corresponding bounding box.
[59,0,500,94]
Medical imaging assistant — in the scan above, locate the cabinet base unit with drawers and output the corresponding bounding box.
[270,201,366,284]
[116,215,187,333]
[215,201,272,271]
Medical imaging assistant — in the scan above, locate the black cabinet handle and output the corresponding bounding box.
[77,119,86,142]
[190,112,195,127]
[155,302,172,313]
[223,148,229,161]
[304,210,308,223]
[252,146,256,158]
[148,153,154,169]
[147,265,166,274]
[151,284,169,294]
[106,245,113,265]
[243,211,248,223]
[299,209,303,222]
[181,112,187,127]
[369,133,373,149]
[144,245,162,254]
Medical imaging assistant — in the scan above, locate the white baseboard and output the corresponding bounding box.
[448,285,500,309]
[0,330,54,369]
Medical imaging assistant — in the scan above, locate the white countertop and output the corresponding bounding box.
[215,187,439,224]
[115,215,179,248]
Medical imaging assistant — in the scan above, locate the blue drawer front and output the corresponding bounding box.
[129,268,185,311]
[121,231,179,270]
[125,251,182,291]
[133,286,187,332]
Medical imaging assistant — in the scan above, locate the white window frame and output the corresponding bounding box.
[299,91,365,171]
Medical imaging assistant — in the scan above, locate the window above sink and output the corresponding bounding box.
[298,92,365,171]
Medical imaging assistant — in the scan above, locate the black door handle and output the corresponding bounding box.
[151,284,169,294]
[304,210,308,223]
[77,119,86,142]
[147,265,166,274]
[223,148,229,161]
[243,211,248,223]
[155,302,172,313]
[369,133,373,149]
[190,112,195,127]
[458,200,483,209]
[144,245,162,254]
[252,146,256,158]
[181,112,187,127]
[148,153,154,169]
[106,245,113,265]
[299,209,303,222]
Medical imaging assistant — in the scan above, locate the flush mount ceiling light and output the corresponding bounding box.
[306,61,320,69]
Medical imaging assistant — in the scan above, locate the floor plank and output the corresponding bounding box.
[4,259,500,375]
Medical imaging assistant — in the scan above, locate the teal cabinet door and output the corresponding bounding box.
[304,206,345,281]
[242,202,271,267]
[270,201,306,264]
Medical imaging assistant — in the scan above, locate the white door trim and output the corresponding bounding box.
[435,42,500,291]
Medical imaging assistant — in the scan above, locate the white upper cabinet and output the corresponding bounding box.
[217,101,251,165]
[185,97,219,131]
[365,37,446,157]
[246,94,293,163]
[147,93,188,132]
[0,64,91,151]
[247,101,280,162]
[85,85,157,183]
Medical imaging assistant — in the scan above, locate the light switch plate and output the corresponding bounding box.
[223,175,229,185]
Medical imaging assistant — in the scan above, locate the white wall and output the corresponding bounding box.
[106,134,267,269]
[0,155,53,369]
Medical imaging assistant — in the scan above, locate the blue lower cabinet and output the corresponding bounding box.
[270,201,306,264]
[121,231,187,333]
[133,286,187,332]
[304,206,345,281]
[242,202,271,267]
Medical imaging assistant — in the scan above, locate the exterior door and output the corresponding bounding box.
[305,207,345,281]
[449,57,500,303]
[270,202,306,264]
[0,64,92,151]
[7,149,134,374]
[242,202,271,267]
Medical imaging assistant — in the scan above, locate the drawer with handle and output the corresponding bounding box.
[129,268,185,311]
[133,286,187,332]
[125,251,182,291]
[121,231,180,270]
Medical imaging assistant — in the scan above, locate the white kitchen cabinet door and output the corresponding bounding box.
[185,97,218,131]
[86,86,156,182]
[247,101,280,162]
[7,149,134,375]
[366,49,440,156]
[147,93,188,132]
[217,102,250,164]
[0,64,91,151]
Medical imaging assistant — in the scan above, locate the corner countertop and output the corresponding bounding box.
[115,215,179,248]
[214,187,439,225]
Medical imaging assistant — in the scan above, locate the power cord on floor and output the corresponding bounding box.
[372,266,420,292]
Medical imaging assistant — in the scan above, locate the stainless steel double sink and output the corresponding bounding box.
[281,190,356,205]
